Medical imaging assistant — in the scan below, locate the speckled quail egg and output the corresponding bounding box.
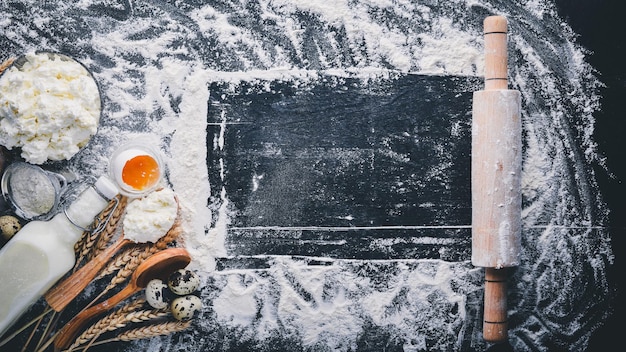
[145,279,172,309]
[168,269,200,296]
[171,295,202,321]
[0,215,21,241]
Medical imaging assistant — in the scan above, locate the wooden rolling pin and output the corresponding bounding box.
[471,15,522,343]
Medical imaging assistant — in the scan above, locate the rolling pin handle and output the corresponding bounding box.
[483,267,509,343]
[483,16,509,90]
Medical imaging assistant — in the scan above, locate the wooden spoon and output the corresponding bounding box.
[53,247,191,351]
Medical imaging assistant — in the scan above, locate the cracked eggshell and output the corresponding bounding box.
[168,269,200,295]
[145,279,172,309]
[171,295,202,321]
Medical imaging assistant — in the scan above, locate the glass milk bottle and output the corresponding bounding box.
[0,176,119,338]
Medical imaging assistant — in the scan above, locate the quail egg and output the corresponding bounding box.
[171,295,202,321]
[0,215,21,241]
[145,279,172,309]
[168,269,200,296]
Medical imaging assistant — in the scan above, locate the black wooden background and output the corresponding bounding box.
[0,1,623,351]
[208,75,477,263]
[555,0,626,350]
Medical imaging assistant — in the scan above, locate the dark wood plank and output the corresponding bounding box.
[207,74,481,259]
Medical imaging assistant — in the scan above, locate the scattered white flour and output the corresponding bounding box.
[144,59,224,272]
[123,187,178,243]
[0,0,612,351]
[0,52,101,164]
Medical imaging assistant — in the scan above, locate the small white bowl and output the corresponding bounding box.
[108,142,165,198]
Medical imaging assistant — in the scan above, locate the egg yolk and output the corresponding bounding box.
[121,155,160,190]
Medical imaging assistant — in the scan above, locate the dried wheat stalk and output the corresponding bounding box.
[116,320,192,341]
[67,298,146,350]
[97,243,149,280]
[93,219,184,301]
[68,298,170,351]
[73,197,117,256]
[0,57,14,74]
[73,195,127,269]
[64,320,192,351]
[73,229,99,266]
[99,219,183,281]
[89,195,128,260]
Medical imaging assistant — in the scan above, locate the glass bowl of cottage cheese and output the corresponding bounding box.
[0,51,102,164]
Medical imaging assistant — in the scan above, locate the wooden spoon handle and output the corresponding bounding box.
[53,282,140,351]
[45,237,130,312]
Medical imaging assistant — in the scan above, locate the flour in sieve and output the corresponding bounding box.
[8,168,56,218]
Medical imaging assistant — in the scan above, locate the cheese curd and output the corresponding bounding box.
[0,52,101,164]
[123,188,178,243]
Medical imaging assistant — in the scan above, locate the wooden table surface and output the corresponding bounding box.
[0,1,622,351]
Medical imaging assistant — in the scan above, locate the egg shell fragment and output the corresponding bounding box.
[168,269,200,296]
[171,295,202,321]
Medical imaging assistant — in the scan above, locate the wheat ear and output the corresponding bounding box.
[65,320,192,351]
[68,298,170,351]
[73,196,118,260]
[89,195,129,260]
[0,57,15,74]
[88,219,184,306]
[73,195,127,269]
[67,298,146,350]
[117,320,192,341]
[99,218,183,282]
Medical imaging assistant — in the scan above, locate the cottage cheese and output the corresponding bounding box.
[123,187,178,243]
[0,52,101,164]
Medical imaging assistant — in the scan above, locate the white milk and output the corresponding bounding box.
[0,176,118,337]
